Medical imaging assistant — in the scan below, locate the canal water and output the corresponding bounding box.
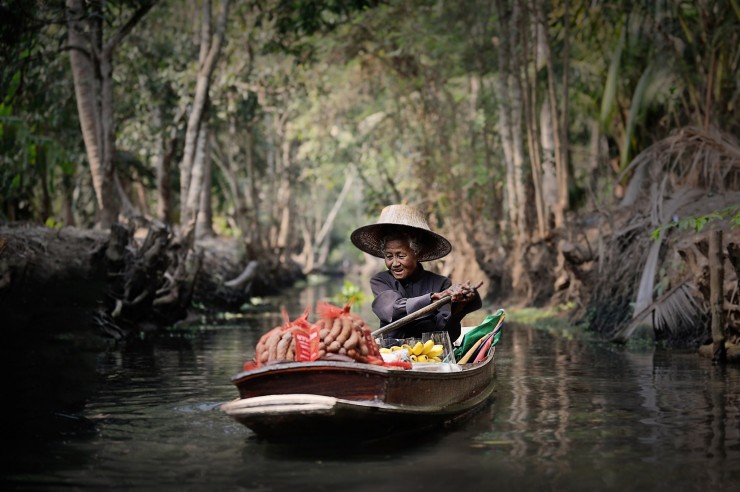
[4,284,739,491]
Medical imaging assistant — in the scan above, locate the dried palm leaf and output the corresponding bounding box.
[612,281,706,343]
[592,127,739,342]
[632,186,703,316]
[620,127,740,208]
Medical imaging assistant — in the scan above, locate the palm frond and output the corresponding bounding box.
[620,126,740,205]
[612,281,707,343]
[619,63,654,172]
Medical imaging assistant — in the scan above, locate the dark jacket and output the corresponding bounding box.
[370,264,481,341]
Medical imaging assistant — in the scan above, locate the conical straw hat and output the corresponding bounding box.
[350,204,452,262]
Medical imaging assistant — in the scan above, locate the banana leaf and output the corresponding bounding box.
[454,309,506,361]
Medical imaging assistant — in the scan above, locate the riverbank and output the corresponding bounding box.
[0,221,303,337]
[1,212,738,362]
[507,304,740,362]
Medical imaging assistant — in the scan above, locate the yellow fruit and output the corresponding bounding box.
[417,354,428,362]
[391,346,402,351]
[427,345,444,358]
[422,340,435,354]
[380,348,391,354]
[410,355,417,362]
[430,356,442,362]
[412,341,424,356]
[402,344,412,351]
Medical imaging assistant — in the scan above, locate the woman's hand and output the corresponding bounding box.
[432,281,483,303]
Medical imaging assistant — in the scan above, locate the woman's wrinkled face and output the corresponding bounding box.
[383,239,418,280]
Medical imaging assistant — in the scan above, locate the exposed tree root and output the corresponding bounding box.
[0,220,302,339]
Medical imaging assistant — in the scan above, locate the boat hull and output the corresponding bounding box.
[221,356,496,440]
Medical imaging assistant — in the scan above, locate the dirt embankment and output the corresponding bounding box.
[0,222,303,338]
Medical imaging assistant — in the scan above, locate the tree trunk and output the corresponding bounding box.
[180,0,230,228]
[494,1,518,238]
[295,170,355,273]
[196,121,214,239]
[244,122,263,253]
[518,0,547,239]
[61,176,76,226]
[212,110,250,235]
[540,3,567,228]
[266,111,294,259]
[540,101,559,220]
[709,229,726,363]
[496,0,532,298]
[65,0,154,228]
[185,115,208,232]
[38,146,52,221]
[154,104,182,224]
[509,1,528,242]
[274,135,293,262]
[66,0,111,226]
[560,0,570,214]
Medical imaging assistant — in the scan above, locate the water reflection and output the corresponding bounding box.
[475,326,740,491]
[4,291,739,491]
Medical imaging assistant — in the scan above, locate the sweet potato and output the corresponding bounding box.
[286,337,295,360]
[276,332,292,360]
[343,328,359,350]
[357,334,369,355]
[266,331,281,361]
[336,317,353,345]
[328,317,342,341]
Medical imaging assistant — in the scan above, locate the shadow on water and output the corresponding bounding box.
[246,396,497,462]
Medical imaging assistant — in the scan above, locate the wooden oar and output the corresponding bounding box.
[371,295,452,337]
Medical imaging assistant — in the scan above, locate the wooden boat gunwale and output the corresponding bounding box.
[230,357,488,383]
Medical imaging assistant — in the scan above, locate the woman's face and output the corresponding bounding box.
[382,239,418,280]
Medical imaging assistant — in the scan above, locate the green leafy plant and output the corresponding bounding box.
[44,216,62,229]
[651,207,740,240]
[331,280,366,307]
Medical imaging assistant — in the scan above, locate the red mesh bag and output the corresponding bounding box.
[252,306,313,366]
[314,301,383,365]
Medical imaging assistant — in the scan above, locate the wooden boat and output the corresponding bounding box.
[221,307,505,441]
[220,354,497,441]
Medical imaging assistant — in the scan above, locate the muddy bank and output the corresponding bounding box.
[0,222,303,337]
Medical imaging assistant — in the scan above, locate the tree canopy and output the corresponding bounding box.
[1,0,738,319]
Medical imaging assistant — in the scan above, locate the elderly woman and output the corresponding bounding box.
[351,204,482,342]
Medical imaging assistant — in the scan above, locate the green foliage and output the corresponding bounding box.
[0,0,84,224]
[0,104,78,222]
[599,24,624,130]
[330,280,366,307]
[2,0,737,288]
[44,216,62,229]
[258,0,382,59]
[650,207,740,240]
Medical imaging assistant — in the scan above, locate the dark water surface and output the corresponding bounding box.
[4,292,739,491]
